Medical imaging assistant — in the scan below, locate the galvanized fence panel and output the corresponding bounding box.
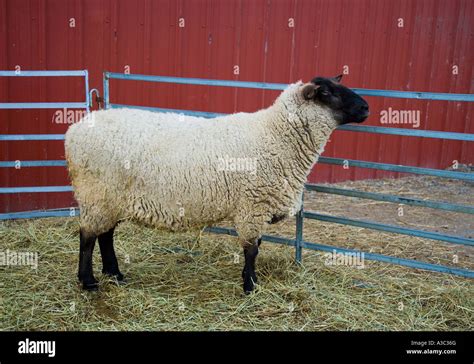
[0,70,90,217]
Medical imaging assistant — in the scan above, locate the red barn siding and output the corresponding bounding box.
[0,0,473,213]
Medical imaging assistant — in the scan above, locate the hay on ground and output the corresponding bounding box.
[0,175,472,331]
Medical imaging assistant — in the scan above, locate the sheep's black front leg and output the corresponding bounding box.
[78,229,98,291]
[242,238,261,294]
[98,226,124,283]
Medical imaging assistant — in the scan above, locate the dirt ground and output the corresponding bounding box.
[0,175,473,331]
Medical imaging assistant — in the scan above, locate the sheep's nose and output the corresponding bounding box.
[358,104,369,119]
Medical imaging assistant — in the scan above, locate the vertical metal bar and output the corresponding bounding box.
[103,72,109,109]
[295,193,304,263]
[84,70,90,112]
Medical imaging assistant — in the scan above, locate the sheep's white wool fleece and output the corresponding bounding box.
[65,81,339,242]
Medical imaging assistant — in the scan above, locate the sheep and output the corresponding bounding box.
[64,74,369,293]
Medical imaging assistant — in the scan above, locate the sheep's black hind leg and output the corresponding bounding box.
[98,226,124,283]
[78,229,98,291]
[242,238,261,294]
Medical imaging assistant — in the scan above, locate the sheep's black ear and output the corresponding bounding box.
[332,74,343,83]
[302,83,318,100]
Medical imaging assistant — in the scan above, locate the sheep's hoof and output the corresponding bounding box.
[243,276,258,294]
[81,278,99,291]
[244,284,258,295]
[103,270,125,285]
[115,276,127,285]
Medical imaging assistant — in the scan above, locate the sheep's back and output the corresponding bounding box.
[65,108,266,226]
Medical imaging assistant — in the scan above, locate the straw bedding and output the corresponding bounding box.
[0,175,472,330]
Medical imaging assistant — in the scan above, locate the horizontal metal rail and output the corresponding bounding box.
[307,184,474,214]
[206,226,474,279]
[352,88,474,101]
[337,124,474,141]
[0,70,87,77]
[0,102,88,109]
[105,72,289,91]
[319,156,474,181]
[105,73,474,102]
[0,160,66,168]
[0,186,72,194]
[0,134,65,141]
[0,208,78,220]
[302,240,474,279]
[304,212,474,247]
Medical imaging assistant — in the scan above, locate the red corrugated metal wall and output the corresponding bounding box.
[0,0,473,213]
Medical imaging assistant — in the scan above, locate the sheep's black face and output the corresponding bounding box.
[303,75,369,125]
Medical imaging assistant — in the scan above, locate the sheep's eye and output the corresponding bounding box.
[320,90,330,96]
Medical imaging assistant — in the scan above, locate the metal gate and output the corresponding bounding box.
[0,70,89,219]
